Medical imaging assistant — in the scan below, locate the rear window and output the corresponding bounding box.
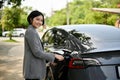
[75,27,120,42]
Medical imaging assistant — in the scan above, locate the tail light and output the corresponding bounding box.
[68,58,100,69]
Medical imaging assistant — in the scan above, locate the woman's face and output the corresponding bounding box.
[31,15,43,28]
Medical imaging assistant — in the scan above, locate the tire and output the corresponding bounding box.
[20,34,24,37]
[5,34,8,37]
[45,67,54,80]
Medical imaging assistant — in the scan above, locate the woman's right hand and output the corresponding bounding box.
[54,54,64,61]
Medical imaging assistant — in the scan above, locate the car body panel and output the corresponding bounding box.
[68,66,119,80]
[42,24,120,80]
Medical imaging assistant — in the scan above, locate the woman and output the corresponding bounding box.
[23,10,64,80]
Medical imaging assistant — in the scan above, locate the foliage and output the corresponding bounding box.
[47,10,66,26]
[9,0,22,6]
[1,7,21,30]
[1,6,30,30]
[0,0,23,8]
[0,0,120,35]
[0,6,29,39]
[18,6,32,28]
[0,0,32,38]
[107,15,118,25]
[46,0,120,27]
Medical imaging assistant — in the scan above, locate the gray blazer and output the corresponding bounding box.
[23,25,55,79]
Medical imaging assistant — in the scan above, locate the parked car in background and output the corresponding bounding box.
[41,24,120,80]
[2,28,26,37]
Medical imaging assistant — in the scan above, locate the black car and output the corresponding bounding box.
[41,24,120,80]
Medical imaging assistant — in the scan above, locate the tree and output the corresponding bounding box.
[0,6,29,40]
[1,7,20,39]
[46,0,119,27]
[0,0,23,8]
[8,0,22,6]
[0,0,26,40]
[47,10,66,26]
[18,6,32,28]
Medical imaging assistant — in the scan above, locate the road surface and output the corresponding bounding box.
[0,37,24,80]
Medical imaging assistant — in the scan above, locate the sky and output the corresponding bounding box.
[21,0,73,16]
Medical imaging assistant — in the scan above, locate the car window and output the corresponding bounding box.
[68,29,95,52]
[76,27,120,42]
[42,28,67,48]
[42,28,88,52]
[42,30,52,45]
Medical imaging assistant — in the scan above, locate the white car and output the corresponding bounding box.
[2,28,26,37]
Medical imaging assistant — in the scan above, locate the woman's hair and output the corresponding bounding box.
[27,10,44,25]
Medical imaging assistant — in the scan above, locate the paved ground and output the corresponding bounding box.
[0,37,24,80]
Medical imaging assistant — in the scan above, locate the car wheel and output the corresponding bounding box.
[5,34,8,37]
[45,67,54,80]
[20,34,24,37]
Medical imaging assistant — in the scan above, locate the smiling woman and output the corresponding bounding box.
[23,10,64,80]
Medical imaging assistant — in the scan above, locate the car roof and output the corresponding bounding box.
[54,24,117,31]
[53,24,120,39]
